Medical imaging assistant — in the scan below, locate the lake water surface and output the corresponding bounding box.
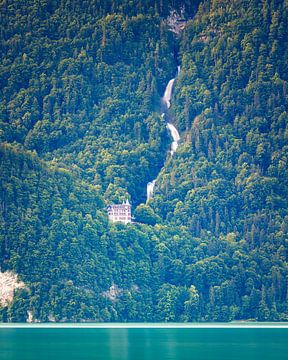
[0,325,287,360]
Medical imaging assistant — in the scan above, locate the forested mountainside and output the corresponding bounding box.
[1,0,287,322]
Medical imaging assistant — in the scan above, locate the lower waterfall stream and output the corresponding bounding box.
[146,68,181,202]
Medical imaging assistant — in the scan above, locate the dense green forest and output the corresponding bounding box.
[0,0,287,322]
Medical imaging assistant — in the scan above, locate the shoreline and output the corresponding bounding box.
[1,322,288,329]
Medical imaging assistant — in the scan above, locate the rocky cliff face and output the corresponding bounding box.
[166,9,187,35]
[0,271,26,307]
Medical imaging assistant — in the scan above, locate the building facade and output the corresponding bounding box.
[107,199,132,224]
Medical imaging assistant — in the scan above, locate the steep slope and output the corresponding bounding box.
[150,0,288,319]
[0,0,192,205]
[153,0,288,268]
[0,144,162,322]
[0,0,287,322]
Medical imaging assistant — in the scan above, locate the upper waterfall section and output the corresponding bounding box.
[146,67,181,202]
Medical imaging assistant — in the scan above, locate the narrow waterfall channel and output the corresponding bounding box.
[146,68,181,202]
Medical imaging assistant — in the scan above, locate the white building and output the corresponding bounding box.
[107,199,132,224]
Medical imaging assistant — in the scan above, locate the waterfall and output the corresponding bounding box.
[147,180,156,202]
[162,78,176,109]
[166,122,180,155]
[146,68,181,202]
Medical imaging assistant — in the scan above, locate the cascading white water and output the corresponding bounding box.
[147,179,156,202]
[162,78,176,109]
[166,122,180,155]
[146,68,181,202]
[162,68,181,155]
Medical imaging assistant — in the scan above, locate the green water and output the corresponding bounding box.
[0,328,287,360]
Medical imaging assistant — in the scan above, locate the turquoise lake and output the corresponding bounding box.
[0,326,287,360]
